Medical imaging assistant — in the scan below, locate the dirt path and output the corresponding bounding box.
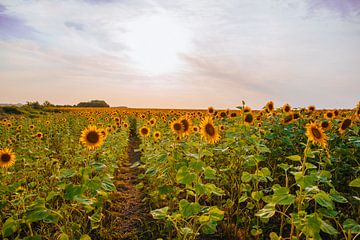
[100,119,150,239]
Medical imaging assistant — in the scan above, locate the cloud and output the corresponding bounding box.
[307,0,360,18]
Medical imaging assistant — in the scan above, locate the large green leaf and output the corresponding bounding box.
[255,203,275,218]
[320,219,338,235]
[151,207,169,220]
[176,167,196,185]
[64,184,83,200]
[314,192,334,210]
[2,217,18,238]
[349,178,360,188]
[179,199,201,218]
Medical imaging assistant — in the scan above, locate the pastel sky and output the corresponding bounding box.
[0,0,359,109]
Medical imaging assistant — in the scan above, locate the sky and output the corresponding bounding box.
[0,0,359,109]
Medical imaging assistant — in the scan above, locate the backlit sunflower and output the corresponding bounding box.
[243,106,251,113]
[199,116,220,144]
[80,125,105,150]
[0,148,16,168]
[139,126,150,137]
[306,122,327,148]
[339,118,352,134]
[208,106,215,114]
[35,132,44,139]
[308,105,316,112]
[193,126,199,132]
[170,120,183,136]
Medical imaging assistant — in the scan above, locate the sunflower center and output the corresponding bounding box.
[174,123,182,131]
[311,127,322,139]
[245,114,253,123]
[141,128,148,135]
[181,120,189,132]
[205,123,215,136]
[1,153,11,163]
[86,131,100,144]
[322,122,329,128]
[341,119,351,130]
[284,115,293,123]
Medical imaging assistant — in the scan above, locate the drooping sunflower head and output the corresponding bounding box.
[0,148,16,168]
[305,122,327,148]
[170,120,184,136]
[199,116,220,144]
[80,125,105,150]
[139,126,150,137]
[283,104,291,113]
[339,118,352,134]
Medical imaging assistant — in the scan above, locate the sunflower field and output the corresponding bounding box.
[1,101,360,240]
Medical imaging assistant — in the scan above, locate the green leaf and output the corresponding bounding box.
[343,219,360,234]
[151,207,169,220]
[204,183,224,196]
[349,178,360,187]
[201,221,218,234]
[64,184,83,200]
[179,199,201,218]
[208,207,224,221]
[255,203,275,218]
[293,172,316,189]
[101,179,116,192]
[314,192,334,210]
[57,233,70,240]
[189,160,205,171]
[251,191,264,202]
[261,167,271,177]
[204,166,216,180]
[269,232,280,240]
[176,167,196,185]
[241,171,252,183]
[287,155,301,161]
[80,234,92,240]
[272,194,295,205]
[59,169,76,179]
[320,219,338,235]
[2,217,18,238]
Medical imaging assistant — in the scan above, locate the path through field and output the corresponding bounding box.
[100,119,150,239]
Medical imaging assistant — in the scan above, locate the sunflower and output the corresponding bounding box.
[283,104,291,113]
[100,128,108,139]
[29,125,35,130]
[308,105,316,112]
[292,112,301,120]
[170,120,183,136]
[266,101,274,112]
[283,114,294,124]
[199,116,220,144]
[219,111,227,118]
[324,111,334,119]
[208,106,215,114]
[356,102,360,118]
[149,118,156,126]
[180,117,192,136]
[243,106,251,113]
[219,125,225,131]
[153,131,161,141]
[193,126,199,132]
[123,123,129,129]
[139,126,150,137]
[339,118,352,134]
[80,125,105,150]
[244,112,254,124]
[0,148,16,168]
[230,112,237,118]
[35,132,44,139]
[306,122,327,148]
[321,120,332,131]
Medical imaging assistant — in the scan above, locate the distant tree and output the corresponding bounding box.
[26,101,42,110]
[42,100,53,107]
[77,100,110,108]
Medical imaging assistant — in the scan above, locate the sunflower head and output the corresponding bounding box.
[308,105,316,112]
[305,122,327,148]
[80,125,105,150]
[153,131,161,140]
[193,126,199,132]
[321,120,331,131]
[170,120,184,136]
[208,106,215,114]
[292,112,301,120]
[199,116,220,144]
[339,118,352,134]
[230,112,237,118]
[325,111,334,119]
[243,106,251,113]
[283,104,291,113]
[244,113,254,124]
[139,126,150,137]
[0,148,16,168]
[35,132,44,139]
[266,101,274,112]
[180,117,192,136]
[283,114,294,124]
